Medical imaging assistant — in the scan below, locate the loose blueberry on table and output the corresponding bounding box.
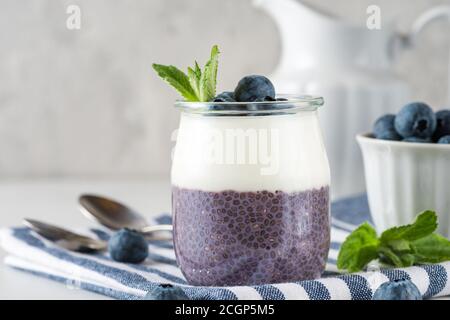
[108,228,149,263]
[372,101,450,144]
[144,284,189,300]
[372,279,422,300]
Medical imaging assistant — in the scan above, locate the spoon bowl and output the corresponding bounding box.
[23,218,106,253]
[79,194,173,239]
[79,194,148,231]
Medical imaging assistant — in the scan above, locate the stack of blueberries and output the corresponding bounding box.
[373,102,450,144]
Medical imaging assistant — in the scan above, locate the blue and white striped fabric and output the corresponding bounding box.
[1,194,450,300]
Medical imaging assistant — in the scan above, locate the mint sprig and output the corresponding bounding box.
[336,223,379,272]
[152,45,220,102]
[337,211,450,272]
[187,61,202,100]
[152,64,198,102]
[199,45,219,101]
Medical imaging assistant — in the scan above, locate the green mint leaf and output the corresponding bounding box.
[411,233,450,264]
[337,222,380,272]
[378,246,404,267]
[398,253,416,267]
[152,64,199,101]
[187,64,201,99]
[380,210,437,243]
[379,239,416,267]
[194,61,202,77]
[337,210,450,272]
[386,239,412,252]
[199,45,220,102]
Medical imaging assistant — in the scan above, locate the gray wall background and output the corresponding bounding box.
[1,0,449,178]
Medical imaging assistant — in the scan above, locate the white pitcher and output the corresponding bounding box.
[255,0,449,200]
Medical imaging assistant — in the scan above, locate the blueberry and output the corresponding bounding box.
[144,284,189,300]
[108,228,148,263]
[372,279,422,300]
[213,91,235,102]
[373,114,401,141]
[402,137,431,143]
[377,131,402,141]
[438,135,450,144]
[394,102,436,139]
[433,110,450,141]
[255,96,276,102]
[234,75,275,102]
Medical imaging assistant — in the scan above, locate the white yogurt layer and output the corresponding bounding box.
[171,111,330,192]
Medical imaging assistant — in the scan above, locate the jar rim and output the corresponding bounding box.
[174,94,324,116]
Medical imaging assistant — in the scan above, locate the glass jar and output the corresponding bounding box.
[171,96,330,286]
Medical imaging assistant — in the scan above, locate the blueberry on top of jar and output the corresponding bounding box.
[212,91,236,102]
[234,75,276,102]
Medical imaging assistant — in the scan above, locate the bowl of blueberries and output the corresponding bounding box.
[357,102,450,237]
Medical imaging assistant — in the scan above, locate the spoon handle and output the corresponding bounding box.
[141,224,173,234]
[141,224,173,241]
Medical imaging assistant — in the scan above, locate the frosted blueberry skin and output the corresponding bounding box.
[373,114,401,141]
[394,102,437,139]
[172,186,330,286]
[433,110,450,141]
[144,284,189,300]
[372,279,422,300]
[108,228,148,263]
[234,75,276,102]
[438,135,450,144]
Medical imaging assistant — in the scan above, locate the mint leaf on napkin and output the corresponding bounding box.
[337,223,379,272]
[380,210,437,242]
[337,210,450,272]
[412,233,450,264]
[152,45,220,102]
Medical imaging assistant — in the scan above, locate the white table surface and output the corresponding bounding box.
[0,178,171,300]
[0,178,448,300]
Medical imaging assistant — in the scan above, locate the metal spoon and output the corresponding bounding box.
[23,218,106,253]
[78,194,173,238]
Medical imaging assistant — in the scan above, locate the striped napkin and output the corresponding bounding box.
[1,194,449,300]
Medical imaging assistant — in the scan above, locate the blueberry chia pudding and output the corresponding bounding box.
[171,106,330,286]
[173,186,330,286]
[154,52,331,286]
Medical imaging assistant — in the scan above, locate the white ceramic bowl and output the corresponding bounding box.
[357,133,450,237]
